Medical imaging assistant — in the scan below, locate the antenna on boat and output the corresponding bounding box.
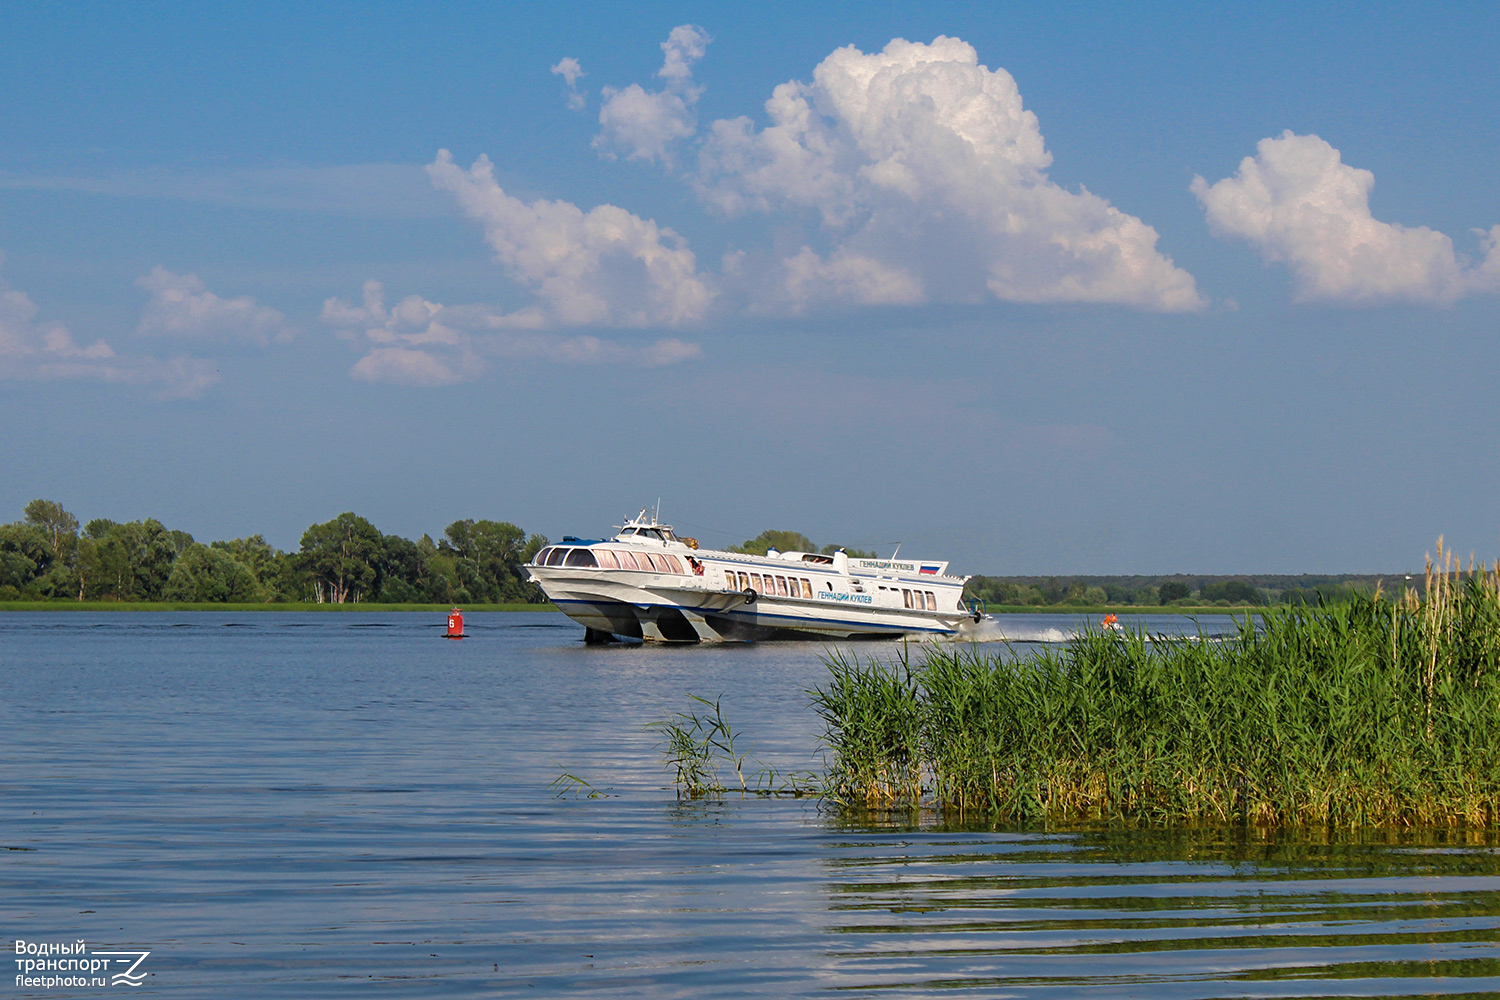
[655,498,661,524]
[891,543,901,559]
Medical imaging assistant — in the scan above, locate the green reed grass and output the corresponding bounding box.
[815,540,1500,827]
[650,694,819,798]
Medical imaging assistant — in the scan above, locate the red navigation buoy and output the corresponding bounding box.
[446,607,465,639]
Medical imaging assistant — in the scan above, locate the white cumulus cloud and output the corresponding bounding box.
[136,266,292,344]
[694,36,1204,313]
[780,247,924,309]
[551,56,587,111]
[322,279,702,387]
[0,255,218,398]
[426,149,714,327]
[658,23,710,83]
[594,25,711,165]
[1192,131,1500,305]
[351,346,467,388]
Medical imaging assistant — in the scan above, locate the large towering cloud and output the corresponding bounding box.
[427,149,714,328]
[695,36,1204,312]
[1193,131,1500,304]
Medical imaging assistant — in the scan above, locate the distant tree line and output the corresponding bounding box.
[727,529,878,559]
[2,501,1412,609]
[0,500,549,604]
[964,573,1405,609]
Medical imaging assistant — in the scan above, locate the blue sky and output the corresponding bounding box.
[2,2,1497,574]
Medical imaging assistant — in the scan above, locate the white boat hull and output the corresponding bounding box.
[526,511,973,643]
[531,567,971,642]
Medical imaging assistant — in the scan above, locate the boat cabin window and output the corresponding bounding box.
[564,548,598,568]
[534,547,553,565]
[617,551,640,570]
[737,572,750,590]
[801,553,833,565]
[640,553,678,573]
[620,527,638,536]
[800,578,812,598]
[902,589,913,608]
[925,591,937,611]
[596,549,620,569]
[750,573,763,592]
[775,576,788,596]
[545,547,568,566]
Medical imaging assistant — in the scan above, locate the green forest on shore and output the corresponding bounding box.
[0,501,1408,610]
[0,500,549,606]
[963,572,1412,610]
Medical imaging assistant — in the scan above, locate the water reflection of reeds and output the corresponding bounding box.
[820,826,1500,996]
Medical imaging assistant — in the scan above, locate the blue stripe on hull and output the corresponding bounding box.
[552,597,952,637]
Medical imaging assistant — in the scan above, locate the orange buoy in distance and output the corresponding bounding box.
[446,607,465,639]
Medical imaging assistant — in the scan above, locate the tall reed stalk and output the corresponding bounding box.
[650,694,819,798]
[815,543,1500,827]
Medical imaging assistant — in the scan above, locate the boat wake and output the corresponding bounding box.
[931,616,1075,644]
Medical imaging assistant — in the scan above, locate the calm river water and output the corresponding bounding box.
[4,611,1499,997]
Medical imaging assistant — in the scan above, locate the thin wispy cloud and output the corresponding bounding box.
[322,279,702,387]
[1193,131,1500,305]
[551,57,587,111]
[0,163,450,219]
[137,266,293,345]
[0,254,219,399]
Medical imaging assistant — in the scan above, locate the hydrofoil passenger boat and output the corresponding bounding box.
[527,510,978,643]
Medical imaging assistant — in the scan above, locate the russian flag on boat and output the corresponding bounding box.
[919,564,940,575]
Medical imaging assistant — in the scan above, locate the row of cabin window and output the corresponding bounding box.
[729,571,813,599]
[536,546,687,574]
[905,589,938,611]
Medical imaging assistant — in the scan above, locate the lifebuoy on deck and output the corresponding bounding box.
[743,588,758,605]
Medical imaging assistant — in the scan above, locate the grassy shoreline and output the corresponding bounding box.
[0,601,559,612]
